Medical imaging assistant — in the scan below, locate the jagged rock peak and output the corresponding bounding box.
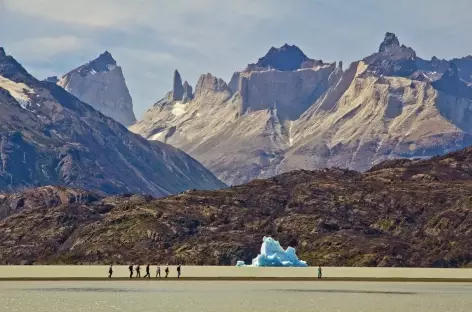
[255,43,312,71]
[183,80,191,90]
[432,62,472,99]
[182,80,193,103]
[58,50,136,126]
[73,51,118,77]
[90,51,116,69]
[44,76,58,84]
[195,73,229,96]
[379,32,400,53]
[0,47,34,81]
[96,51,116,65]
[442,62,460,80]
[172,69,185,101]
[363,31,417,71]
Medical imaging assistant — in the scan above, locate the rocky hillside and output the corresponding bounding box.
[131,32,472,186]
[58,51,136,126]
[2,147,472,267]
[0,47,225,196]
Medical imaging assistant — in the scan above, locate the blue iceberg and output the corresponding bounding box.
[236,236,308,267]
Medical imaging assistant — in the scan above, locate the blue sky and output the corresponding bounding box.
[1,0,472,118]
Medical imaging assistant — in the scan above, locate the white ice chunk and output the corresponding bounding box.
[236,236,308,267]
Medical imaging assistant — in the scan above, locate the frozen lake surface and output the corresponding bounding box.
[1,280,472,311]
[2,265,472,280]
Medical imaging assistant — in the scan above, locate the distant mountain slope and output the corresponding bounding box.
[131,33,472,185]
[58,51,136,126]
[2,146,472,266]
[130,54,337,185]
[0,47,225,196]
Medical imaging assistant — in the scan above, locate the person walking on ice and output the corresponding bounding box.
[318,265,322,279]
[165,266,169,278]
[156,266,161,278]
[144,264,151,279]
[136,264,141,278]
[129,264,134,278]
[177,265,181,279]
[108,265,113,279]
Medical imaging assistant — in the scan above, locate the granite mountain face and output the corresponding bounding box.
[58,51,137,126]
[130,47,338,185]
[131,33,472,185]
[0,48,225,196]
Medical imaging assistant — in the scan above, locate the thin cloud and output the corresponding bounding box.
[8,36,85,60]
[114,48,178,65]
[4,0,138,27]
[2,0,472,118]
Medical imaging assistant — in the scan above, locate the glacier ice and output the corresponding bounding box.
[236,236,308,267]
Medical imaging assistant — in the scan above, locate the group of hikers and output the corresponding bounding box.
[108,264,181,279]
[107,264,322,279]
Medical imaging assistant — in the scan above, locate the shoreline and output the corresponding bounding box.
[2,266,472,283]
[1,277,472,283]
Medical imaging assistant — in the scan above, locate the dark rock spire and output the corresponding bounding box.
[172,70,185,101]
[379,32,400,53]
[194,73,229,97]
[182,81,193,103]
[256,44,310,71]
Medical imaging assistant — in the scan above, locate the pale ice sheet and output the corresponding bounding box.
[236,236,308,267]
[2,281,472,312]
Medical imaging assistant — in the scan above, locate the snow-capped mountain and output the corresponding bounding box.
[58,51,136,126]
[130,32,472,185]
[0,47,225,196]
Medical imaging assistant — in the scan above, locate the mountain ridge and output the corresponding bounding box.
[0,47,225,196]
[131,32,472,185]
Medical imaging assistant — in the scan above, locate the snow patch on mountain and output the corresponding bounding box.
[171,102,187,116]
[0,74,34,109]
[288,121,294,146]
[150,131,166,141]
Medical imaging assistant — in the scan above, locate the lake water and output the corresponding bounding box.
[1,281,472,311]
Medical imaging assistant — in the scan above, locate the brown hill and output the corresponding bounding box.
[1,149,472,267]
